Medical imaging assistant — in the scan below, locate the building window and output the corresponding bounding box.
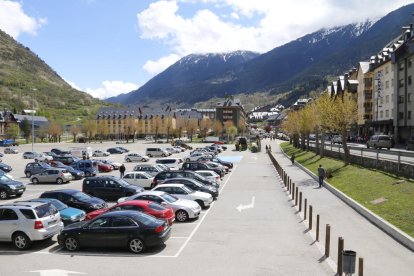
[399,62,405,71]
[399,112,404,120]
[409,76,412,85]
[391,78,394,87]
[409,111,412,120]
[385,95,390,103]
[385,66,389,74]
[399,79,404,88]
[380,111,383,119]
[399,95,404,104]
[385,80,389,89]
[409,93,412,102]
[385,110,389,117]
[409,58,413,68]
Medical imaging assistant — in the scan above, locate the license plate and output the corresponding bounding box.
[17,189,23,192]
[48,220,57,225]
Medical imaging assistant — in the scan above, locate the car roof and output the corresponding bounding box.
[42,189,79,195]
[156,183,185,188]
[117,200,152,207]
[98,210,144,218]
[3,201,46,208]
[136,191,165,196]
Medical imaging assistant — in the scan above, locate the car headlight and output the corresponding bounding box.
[8,185,17,190]
[92,204,101,209]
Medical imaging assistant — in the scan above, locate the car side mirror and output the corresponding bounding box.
[161,202,167,206]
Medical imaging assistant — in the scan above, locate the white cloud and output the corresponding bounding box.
[0,0,46,38]
[138,0,413,75]
[85,81,140,99]
[143,54,181,75]
[63,78,82,91]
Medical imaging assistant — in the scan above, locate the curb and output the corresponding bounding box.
[279,149,414,252]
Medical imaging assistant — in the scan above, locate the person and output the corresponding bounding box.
[268,145,272,152]
[120,164,126,178]
[265,145,268,152]
[291,153,295,165]
[317,164,326,188]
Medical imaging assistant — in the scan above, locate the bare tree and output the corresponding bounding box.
[70,125,81,142]
[199,118,212,140]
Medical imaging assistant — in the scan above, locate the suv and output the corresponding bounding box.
[0,173,26,200]
[0,201,63,249]
[182,161,225,177]
[71,160,98,177]
[366,135,394,150]
[146,147,170,157]
[30,168,73,184]
[83,176,144,200]
[24,162,52,178]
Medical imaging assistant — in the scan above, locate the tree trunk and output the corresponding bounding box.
[300,133,306,150]
[306,133,310,152]
[341,130,350,164]
[315,128,320,155]
[319,131,325,157]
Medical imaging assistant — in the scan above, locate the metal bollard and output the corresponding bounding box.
[292,183,295,199]
[299,192,302,212]
[316,214,320,241]
[304,199,307,220]
[295,187,298,206]
[309,205,313,230]
[325,224,330,257]
[358,257,364,276]
[338,237,344,275]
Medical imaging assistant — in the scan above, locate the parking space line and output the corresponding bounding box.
[169,236,187,239]
[173,164,237,258]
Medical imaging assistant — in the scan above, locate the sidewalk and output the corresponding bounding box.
[267,139,414,276]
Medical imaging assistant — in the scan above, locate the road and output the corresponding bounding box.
[0,141,333,276]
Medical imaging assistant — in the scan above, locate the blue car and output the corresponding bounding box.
[27,198,86,225]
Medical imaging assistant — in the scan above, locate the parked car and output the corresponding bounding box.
[406,135,414,150]
[195,170,221,183]
[181,161,225,177]
[43,152,60,159]
[204,161,228,174]
[133,164,165,177]
[145,147,170,157]
[184,152,212,162]
[71,160,98,177]
[118,191,201,222]
[173,146,186,152]
[152,170,219,188]
[95,159,121,170]
[4,147,18,154]
[0,201,63,249]
[366,135,394,150]
[82,176,144,200]
[0,162,12,173]
[23,152,40,159]
[40,189,107,213]
[52,155,79,165]
[51,148,71,156]
[124,153,150,162]
[155,158,183,169]
[0,172,26,199]
[197,156,233,169]
[34,153,53,162]
[152,183,213,209]
[92,150,110,157]
[24,162,52,178]
[165,147,181,154]
[107,147,124,154]
[57,210,171,253]
[49,161,84,180]
[27,198,85,226]
[30,168,72,184]
[115,147,130,153]
[96,161,113,173]
[85,200,175,225]
[123,171,154,189]
[331,135,342,144]
[162,178,219,199]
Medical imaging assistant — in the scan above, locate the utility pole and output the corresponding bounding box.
[31,88,37,152]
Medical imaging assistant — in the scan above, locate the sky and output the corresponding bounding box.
[0,0,413,99]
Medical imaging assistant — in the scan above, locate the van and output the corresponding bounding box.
[366,135,394,150]
[203,136,219,143]
[155,158,183,169]
[71,160,98,177]
[82,176,143,200]
[69,147,93,159]
[145,147,169,157]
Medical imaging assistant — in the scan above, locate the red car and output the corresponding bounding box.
[85,200,175,225]
[97,161,113,172]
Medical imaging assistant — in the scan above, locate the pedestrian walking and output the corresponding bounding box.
[120,164,126,178]
[268,145,272,152]
[317,164,326,188]
[291,153,295,165]
[265,145,268,152]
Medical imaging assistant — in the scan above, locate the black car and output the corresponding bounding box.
[153,170,219,188]
[115,147,129,153]
[0,172,26,199]
[57,210,171,253]
[53,155,79,165]
[82,176,143,200]
[163,178,219,199]
[51,148,71,156]
[107,148,124,154]
[181,161,225,177]
[197,156,233,169]
[40,189,107,212]
[0,162,12,173]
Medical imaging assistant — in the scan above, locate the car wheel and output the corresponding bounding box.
[176,210,188,222]
[366,145,370,149]
[129,238,145,253]
[56,178,63,184]
[32,178,39,184]
[25,172,32,178]
[126,158,131,162]
[13,232,31,250]
[141,158,146,162]
[85,172,91,177]
[93,154,96,157]
[195,200,205,209]
[0,190,8,200]
[186,158,190,162]
[162,153,166,157]
[64,236,80,251]
[24,156,27,159]
[34,159,38,162]
[148,154,152,158]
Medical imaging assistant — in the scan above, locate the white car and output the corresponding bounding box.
[184,152,211,162]
[124,153,150,162]
[195,170,222,183]
[152,183,213,209]
[173,146,185,152]
[92,150,110,157]
[122,171,154,189]
[165,147,181,154]
[35,153,53,162]
[117,191,201,222]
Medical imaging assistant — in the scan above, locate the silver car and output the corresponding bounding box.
[0,201,64,249]
[30,168,73,184]
[117,191,201,222]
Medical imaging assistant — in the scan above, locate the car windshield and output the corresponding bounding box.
[49,200,68,211]
[73,192,92,200]
[193,172,207,181]
[0,174,13,183]
[140,172,152,178]
[182,186,194,193]
[160,193,178,203]
[131,211,160,226]
[118,179,132,187]
[35,203,58,218]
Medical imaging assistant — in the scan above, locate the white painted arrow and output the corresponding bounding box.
[236,196,255,212]
[27,269,87,276]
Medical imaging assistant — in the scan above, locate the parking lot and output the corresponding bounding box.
[0,140,332,275]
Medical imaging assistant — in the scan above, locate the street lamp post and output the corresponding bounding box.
[31,88,37,152]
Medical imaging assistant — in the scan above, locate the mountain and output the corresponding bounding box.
[0,29,110,123]
[108,3,414,107]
